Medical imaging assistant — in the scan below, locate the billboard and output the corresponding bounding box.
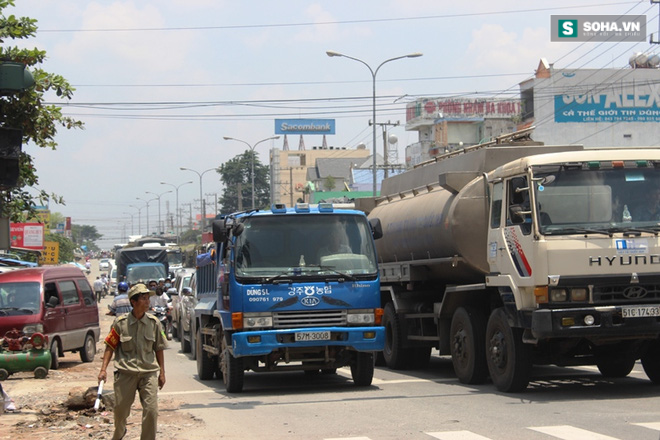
[275,119,335,135]
[10,222,44,250]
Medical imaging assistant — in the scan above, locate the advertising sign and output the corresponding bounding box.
[554,83,660,123]
[406,98,521,123]
[10,222,44,250]
[275,119,335,135]
[40,241,59,265]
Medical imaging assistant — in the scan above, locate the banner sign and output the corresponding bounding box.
[275,119,335,135]
[554,83,660,123]
[406,98,521,122]
[551,15,645,42]
[10,222,44,250]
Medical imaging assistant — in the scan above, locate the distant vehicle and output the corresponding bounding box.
[110,267,118,295]
[99,258,111,271]
[171,268,194,340]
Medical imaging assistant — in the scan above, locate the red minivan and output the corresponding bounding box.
[0,266,101,369]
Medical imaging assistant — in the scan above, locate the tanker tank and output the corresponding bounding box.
[370,172,488,283]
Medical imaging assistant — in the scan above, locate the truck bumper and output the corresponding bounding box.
[530,306,660,339]
[231,326,384,357]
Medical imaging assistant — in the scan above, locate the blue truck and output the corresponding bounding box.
[194,203,385,392]
[115,247,169,286]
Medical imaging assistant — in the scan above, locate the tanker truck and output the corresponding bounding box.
[357,137,660,392]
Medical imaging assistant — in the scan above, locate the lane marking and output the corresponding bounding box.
[529,425,620,440]
[426,431,493,440]
[160,389,217,396]
[633,422,660,431]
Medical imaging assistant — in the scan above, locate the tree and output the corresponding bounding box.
[71,224,101,252]
[324,176,336,192]
[218,151,269,212]
[0,1,84,221]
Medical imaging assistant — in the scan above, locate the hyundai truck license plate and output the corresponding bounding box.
[621,305,660,318]
[295,331,331,342]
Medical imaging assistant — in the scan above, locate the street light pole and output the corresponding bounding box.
[145,190,172,235]
[136,197,157,235]
[326,50,422,196]
[128,204,143,236]
[161,180,193,240]
[180,167,219,232]
[223,136,280,209]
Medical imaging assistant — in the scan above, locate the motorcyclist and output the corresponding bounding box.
[107,282,132,316]
[150,286,171,309]
[100,273,109,298]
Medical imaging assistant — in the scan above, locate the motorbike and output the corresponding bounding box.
[151,305,172,340]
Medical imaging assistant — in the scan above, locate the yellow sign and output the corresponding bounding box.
[40,241,59,265]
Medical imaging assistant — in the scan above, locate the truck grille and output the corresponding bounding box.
[593,284,660,304]
[272,310,347,329]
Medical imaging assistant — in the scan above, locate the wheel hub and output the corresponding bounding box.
[453,329,467,359]
[489,331,507,369]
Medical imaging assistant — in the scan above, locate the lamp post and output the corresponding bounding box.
[223,135,280,209]
[128,204,143,236]
[180,167,219,232]
[326,50,422,196]
[136,197,157,235]
[161,180,193,240]
[145,190,172,235]
[122,212,135,236]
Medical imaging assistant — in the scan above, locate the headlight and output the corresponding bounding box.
[550,289,568,302]
[243,313,273,329]
[570,288,588,302]
[347,309,375,325]
[23,323,44,335]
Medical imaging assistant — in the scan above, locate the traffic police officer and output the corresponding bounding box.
[98,283,167,440]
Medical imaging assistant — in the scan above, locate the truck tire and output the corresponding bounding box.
[596,355,636,378]
[79,333,96,363]
[382,302,412,369]
[450,306,488,384]
[642,340,660,384]
[181,320,191,353]
[190,321,197,361]
[486,308,531,392]
[50,340,60,370]
[196,327,215,380]
[221,335,244,393]
[351,352,374,386]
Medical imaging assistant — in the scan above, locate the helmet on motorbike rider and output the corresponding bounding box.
[117,282,129,293]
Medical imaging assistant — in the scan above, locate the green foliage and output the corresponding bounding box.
[179,228,201,245]
[324,176,336,192]
[44,232,75,263]
[0,1,84,221]
[218,150,269,212]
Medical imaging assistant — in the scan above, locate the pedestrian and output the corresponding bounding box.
[93,276,104,303]
[98,283,167,440]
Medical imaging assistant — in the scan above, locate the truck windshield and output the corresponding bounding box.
[0,281,41,315]
[532,164,660,235]
[234,213,378,279]
[126,265,167,284]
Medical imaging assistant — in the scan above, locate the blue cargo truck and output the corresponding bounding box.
[194,203,385,392]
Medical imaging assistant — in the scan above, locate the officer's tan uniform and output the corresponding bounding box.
[105,307,167,440]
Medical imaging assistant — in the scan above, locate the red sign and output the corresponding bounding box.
[10,223,44,250]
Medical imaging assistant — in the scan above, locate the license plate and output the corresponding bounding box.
[621,305,660,318]
[294,331,331,342]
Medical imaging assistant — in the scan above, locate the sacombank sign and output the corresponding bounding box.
[275,119,335,135]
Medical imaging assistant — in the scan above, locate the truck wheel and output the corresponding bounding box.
[196,327,215,380]
[80,333,96,363]
[642,340,660,384]
[181,322,191,353]
[50,341,60,370]
[221,336,244,393]
[486,308,531,392]
[351,352,375,386]
[34,366,48,379]
[450,306,488,384]
[0,368,8,381]
[382,303,412,369]
[596,356,636,378]
[190,321,197,361]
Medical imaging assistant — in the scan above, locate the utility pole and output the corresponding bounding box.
[372,120,399,178]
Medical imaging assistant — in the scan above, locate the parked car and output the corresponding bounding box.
[178,272,197,358]
[170,268,194,341]
[99,258,111,271]
[0,266,101,369]
[110,267,117,295]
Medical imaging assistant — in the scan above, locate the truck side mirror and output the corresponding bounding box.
[182,287,193,296]
[369,218,383,240]
[212,220,227,242]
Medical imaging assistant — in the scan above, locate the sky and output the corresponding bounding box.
[6,0,660,249]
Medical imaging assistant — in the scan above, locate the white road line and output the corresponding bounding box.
[633,422,660,431]
[324,437,372,440]
[159,389,217,396]
[426,431,493,440]
[529,425,620,440]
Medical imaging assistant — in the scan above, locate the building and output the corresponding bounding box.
[520,58,660,147]
[269,144,371,206]
[404,97,522,166]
